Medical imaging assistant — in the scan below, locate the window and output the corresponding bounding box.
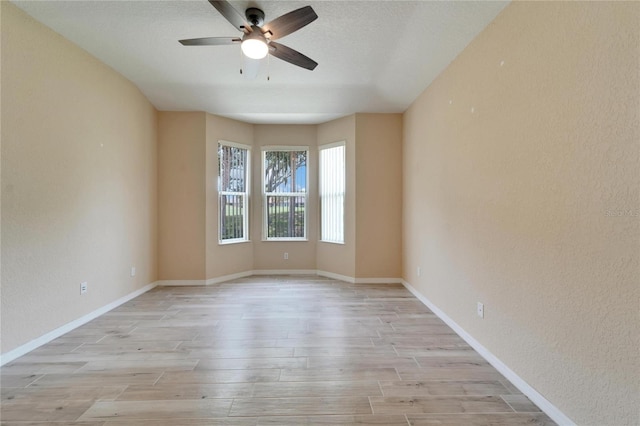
[319,142,345,243]
[218,141,250,243]
[262,147,308,240]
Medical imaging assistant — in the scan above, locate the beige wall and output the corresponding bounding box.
[156,114,402,280]
[355,114,402,279]
[3,4,632,421]
[1,1,3,354]
[252,124,318,271]
[316,115,357,278]
[158,112,206,280]
[1,3,158,353]
[205,114,254,279]
[402,2,639,425]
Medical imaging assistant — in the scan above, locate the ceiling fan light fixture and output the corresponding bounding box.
[241,37,268,59]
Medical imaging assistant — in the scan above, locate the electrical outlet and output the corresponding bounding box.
[417,267,421,277]
[477,302,484,318]
[80,282,88,295]
[130,266,136,277]
[284,252,289,260]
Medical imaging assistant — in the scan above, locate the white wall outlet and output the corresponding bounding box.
[130,266,136,277]
[80,282,88,295]
[417,267,421,277]
[284,252,289,260]
[477,302,484,318]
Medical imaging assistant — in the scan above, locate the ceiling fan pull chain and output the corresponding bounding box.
[267,53,270,81]
[239,47,243,74]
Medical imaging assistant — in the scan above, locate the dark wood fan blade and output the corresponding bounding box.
[179,37,241,46]
[208,0,251,32]
[269,41,317,71]
[263,6,317,41]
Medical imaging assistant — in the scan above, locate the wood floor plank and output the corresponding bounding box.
[157,369,281,384]
[370,395,514,414]
[255,414,409,425]
[96,333,193,343]
[71,341,182,353]
[414,356,490,369]
[377,326,457,336]
[0,421,104,426]
[194,357,307,370]
[306,356,419,369]
[192,329,290,340]
[1,362,87,374]
[396,367,506,381]
[103,419,256,426]
[287,328,384,338]
[252,380,382,397]
[407,412,556,425]
[76,359,197,373]
[116,383,254,400]
[27,372,163,387]
[293,346,398,357]
[275,338,374,348]
[394,346,474,356]
[372,338,472,352]
[0,276,553,425]
[1,399,96,422]
[305,318,386,327]
[0,374,44,388]
[178,339,278,349]
[279,367,400,382]
[229,396,372,416]
[14,352,189,364]
[380,380,512,396]
[2,386,127,402]
[78,399,233,421]
[187,347,294,359]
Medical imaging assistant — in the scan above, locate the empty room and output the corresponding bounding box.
[1,1,637,425]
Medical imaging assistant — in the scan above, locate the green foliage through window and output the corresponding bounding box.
[218,143,249,242]
[263,149,308,239]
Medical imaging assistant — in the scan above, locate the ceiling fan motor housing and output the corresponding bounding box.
[245,8,265,27]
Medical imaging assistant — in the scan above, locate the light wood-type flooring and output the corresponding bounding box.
[1,275,555,425]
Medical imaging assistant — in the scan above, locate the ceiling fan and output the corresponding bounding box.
[179,1,318,71]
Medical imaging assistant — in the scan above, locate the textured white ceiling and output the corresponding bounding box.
[12,1,509,124]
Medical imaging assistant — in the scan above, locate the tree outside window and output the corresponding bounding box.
[263,148,308,240]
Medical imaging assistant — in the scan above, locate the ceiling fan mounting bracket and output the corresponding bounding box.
[245,8,265,27]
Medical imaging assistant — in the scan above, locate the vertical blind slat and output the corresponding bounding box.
[319,144,345,243]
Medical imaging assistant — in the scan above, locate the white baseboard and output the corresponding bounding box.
[0,281,158,366]
[315,270,403,284]
[354,277,403,284]
[156,279,206,286]
[401,280,575,426]
[317,270,356,283]
[206,271,253,285]
[252,269,318,276]
[156,270,402,286]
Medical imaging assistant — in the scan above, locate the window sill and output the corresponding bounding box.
[262,238,309,242]
[218,239,251,246]
[319,240,345,245]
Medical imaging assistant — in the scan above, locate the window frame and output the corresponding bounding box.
[217,140,251,245]
[319,141,346,245]
[261,145,309,241]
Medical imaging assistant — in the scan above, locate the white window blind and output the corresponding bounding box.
[319,142,345,244]
[218,141,250,243]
